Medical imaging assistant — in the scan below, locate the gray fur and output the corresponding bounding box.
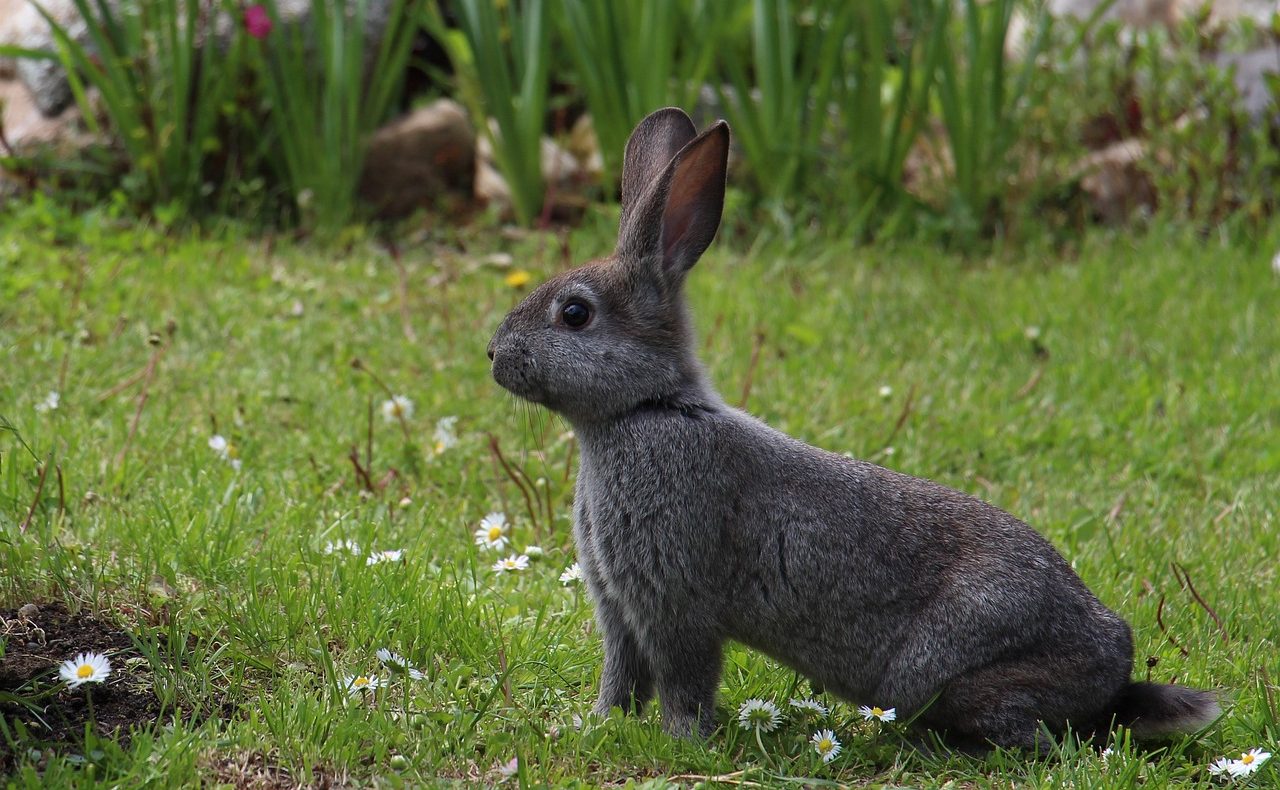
[487,108,1220,749]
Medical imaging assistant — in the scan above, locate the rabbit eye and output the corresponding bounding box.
[561,301,592,329]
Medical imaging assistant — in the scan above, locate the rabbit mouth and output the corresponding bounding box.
[490,347,548,405]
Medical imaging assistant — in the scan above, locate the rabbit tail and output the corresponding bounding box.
[1111,682,1220,738]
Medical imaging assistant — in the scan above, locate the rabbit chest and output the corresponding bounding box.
[572,414,732,629]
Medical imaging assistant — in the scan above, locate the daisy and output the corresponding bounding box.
[1209,757,1236,777]
[36,391,60,413]
[877,385,892,400]
[376,648,425,680]
[473,512,509,551]
[433,416,459,454]
[789,697,828,717]
[1100,746,1114,761]
[737,699,782,732]
[1228,749,1271,778]
[366,549,404,565]
[523,545,543,558]
[858,705,896,722]
[492,554,530,573]
[380,395,413,423]
[208,434,242,470]
[559,562,583,585]
[323,539,362,556]
[811,729,842,763]
[343,674,382,696]
[59,652,111,689]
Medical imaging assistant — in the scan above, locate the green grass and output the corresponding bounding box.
[1,202,1278,787]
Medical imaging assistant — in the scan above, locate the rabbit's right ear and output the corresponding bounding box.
[617,111,729,287]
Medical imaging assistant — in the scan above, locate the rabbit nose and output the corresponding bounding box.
[486,341,496,361]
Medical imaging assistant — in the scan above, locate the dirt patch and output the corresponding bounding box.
[0,601,162,770]
[202,752,351,789]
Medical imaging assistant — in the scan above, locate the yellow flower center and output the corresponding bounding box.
[871,707,884,717]
[818,738,833,752]
[76,664,94,679]
[487,526,503,541]
[354,676,369,687]
[391,404,403,416]
[1242,754,1255,765]
[226,442,238,459]
[434,441,445,454]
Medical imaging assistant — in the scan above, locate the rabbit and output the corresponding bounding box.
[486,107,1220,750]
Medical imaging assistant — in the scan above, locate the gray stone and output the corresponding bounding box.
[1215,47,1280,124]
[358,99,475,218]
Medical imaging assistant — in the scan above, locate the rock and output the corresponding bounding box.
[0,77,83,149]
[1215,47,1280,125]
[473,119,588,219]
[17,603,39,620]
[0,0,90,116]
[1072,138,1156,225]
[358,98,475,218]
[566,113,604,181]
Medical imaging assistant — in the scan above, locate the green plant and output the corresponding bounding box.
[255,0,420,229]
[553,0,735,191]
[834,0,947,240]
[716,0,854,223]
[930,0,1051,243]
[429,0,550,226]
[30,0,249,214]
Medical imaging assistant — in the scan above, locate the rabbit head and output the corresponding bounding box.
[487,108,730,424]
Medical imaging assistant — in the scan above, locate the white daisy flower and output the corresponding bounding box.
[473,512,509,551]
[432,416,459,454]
[523,545,543,558]
[1024,325,1042,341]
[381,395,413,422]
[208,434,242,470]
[376,648,425,680]
[1228,749,1271,777]
[492,554,530,573]
[811,728,842,763]
[1209,757,1236,777]
[36,391,60,413]
[323,539,362,556]
[737,699,782,732]
[343,674,381,695]
[559,562,583,585]
[366,549,404,565]
[1100,746,1114,761]
[857,705,896,722]
[58,652,112,688]
[789,697,828,717]
[877,385,892,399]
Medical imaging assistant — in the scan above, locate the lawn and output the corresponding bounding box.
[1,202,1278,787]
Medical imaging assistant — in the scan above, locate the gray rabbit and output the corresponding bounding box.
[487,108,1219,750]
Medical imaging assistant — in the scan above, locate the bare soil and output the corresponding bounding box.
[0,601,161,771]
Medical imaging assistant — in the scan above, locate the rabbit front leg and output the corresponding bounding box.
[591,595,655,715]
[649,628,723,738]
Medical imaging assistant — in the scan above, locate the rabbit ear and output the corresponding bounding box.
[618,119,730,284]
[620,108,698,230]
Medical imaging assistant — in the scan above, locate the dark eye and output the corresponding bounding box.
[561,301,592,329]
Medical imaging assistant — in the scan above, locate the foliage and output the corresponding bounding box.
[429,0,550,226]
[255,0,420,229]
[553,0,735,191]
[1,209,1277,785]
[30,0,251,213]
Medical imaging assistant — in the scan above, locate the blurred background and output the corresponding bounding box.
[0,0,1277,250]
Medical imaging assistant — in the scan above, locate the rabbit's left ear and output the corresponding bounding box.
[618,120,729,285]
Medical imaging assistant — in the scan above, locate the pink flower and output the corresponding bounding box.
[244,5,272,39]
